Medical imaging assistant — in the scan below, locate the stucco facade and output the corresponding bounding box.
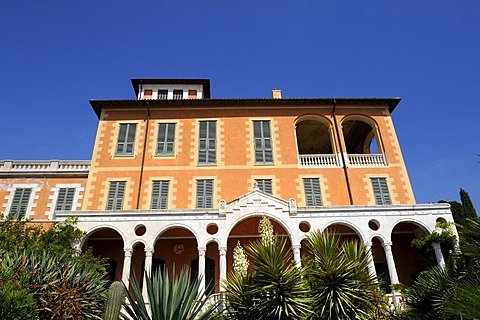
[0,78,453,296]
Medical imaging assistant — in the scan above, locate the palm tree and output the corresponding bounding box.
[122,267,219,320]
[303,230,383,320]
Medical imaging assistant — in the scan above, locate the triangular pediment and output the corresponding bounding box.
[219,189,295,217]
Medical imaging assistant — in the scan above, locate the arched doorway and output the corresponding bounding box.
[153,227,199,274]
[391,222,429,285]
[82,228,124,283]
[226,216,292,276]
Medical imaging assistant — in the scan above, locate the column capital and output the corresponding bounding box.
[382,242,393,251]
[219,246,227,255]
[364,241,372,248]
[431,242,442,250]
[198,247,206,256]
[124,248,133,257]
[145,248,154,256]
[292,244,301,250]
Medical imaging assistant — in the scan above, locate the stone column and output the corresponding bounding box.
[432,242,446,270]
[198,247,206,295]
[122,248,133,288]
[219,246,227,291]
[142,248,154,299]
[382,241,399,284]
[364,241,377,278]
[292,244,301,267]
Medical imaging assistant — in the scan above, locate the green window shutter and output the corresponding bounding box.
[106,181,126,210]
[371,178,392,205]
[151,180,169,209]
[255,179,273,194]
[158,89,168,100]
[303,178,323,207]
[116,123,137,155]
[196,179,213,209]
[55,187,75,211]
[198,121,216,165]
[10,188,32,219]
[173,90,183,100]
[253,120,273,164]
[156,123,176,155]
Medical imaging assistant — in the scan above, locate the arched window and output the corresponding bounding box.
[296,120,334,154]
[342,119,380,154]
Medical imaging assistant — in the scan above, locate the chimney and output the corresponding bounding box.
[271,88,282,99]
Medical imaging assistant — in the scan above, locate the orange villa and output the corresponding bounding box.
[0,78,453,297]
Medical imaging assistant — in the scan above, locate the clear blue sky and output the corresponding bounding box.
[1,1,479,208]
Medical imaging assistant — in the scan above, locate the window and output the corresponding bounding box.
[303,178,323,207]
[255,179,273,194]
[106,181,126,210]
[253,120,273,164]
[9,188,32,219]
[151,180,169,209]
[115,123,137,156]
[196,179,213,209]
[371,177,392,205]
[173,90,183,100]
[55,187,75,211]
[198,121,216,165]
[158,89,168,100]
[156,123,176,156]
[188,89,197,99]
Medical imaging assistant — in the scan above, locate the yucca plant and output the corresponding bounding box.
[122,267,219,320]
[303,230,380,320]
[224,217,311,320]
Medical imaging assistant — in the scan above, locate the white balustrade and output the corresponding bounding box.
[0,160,90,174]
[347,154,387,167]
[298,154,339,168]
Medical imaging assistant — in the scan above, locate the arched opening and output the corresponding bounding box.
[342,118,380,154]
[131,242,145,290]
[296,119,334,154]
[153,227,199,275]
[326,223,362,243]
[371,237,390,292]
[391,222,430,286]
[227,216,292,275]
[82,228,124,283]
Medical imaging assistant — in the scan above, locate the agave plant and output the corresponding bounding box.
[303,230,380,320]
[0,249,108,319]
[122,267,219,320]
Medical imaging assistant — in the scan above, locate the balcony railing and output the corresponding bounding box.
[347,154,387,167]
[0,160,90,176]
[299,154,340,168]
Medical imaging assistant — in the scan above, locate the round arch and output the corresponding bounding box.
[202,237,222,248]
[224,212,294,246]
[294,114,334,128]
[323,220,367,243]
[294,115,336,155]
[340,114,384,154]
[81,226,125,282]
[80,224,126,249]
[152,223,201,248]
[389,218,432,236]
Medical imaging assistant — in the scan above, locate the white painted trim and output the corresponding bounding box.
[2,183,41,219]
[47,183,84,220]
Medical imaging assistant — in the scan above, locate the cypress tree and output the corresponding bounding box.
[460,188,477,219]
[439,200,465,224]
